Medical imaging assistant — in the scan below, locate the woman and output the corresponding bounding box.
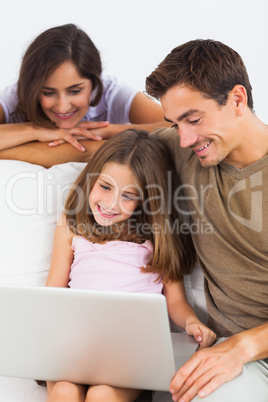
[0,24,168,165]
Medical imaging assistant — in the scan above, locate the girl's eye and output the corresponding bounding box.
[122,194,134,201]
[100,184,110,191]
[123,194,140,201]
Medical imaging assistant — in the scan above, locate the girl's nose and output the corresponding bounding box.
[108,191,121,212]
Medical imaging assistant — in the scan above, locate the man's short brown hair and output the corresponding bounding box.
[146,39,253,110]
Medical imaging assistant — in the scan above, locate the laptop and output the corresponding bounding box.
[0,285,197,391]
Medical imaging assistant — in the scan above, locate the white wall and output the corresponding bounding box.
[1,0,267,122]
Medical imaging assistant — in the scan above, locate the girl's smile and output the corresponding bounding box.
[39,60,92,129]
[97,204,119,218]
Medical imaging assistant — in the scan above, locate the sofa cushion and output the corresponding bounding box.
[0,160,86,286]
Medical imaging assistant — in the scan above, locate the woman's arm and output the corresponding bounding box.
[0,92,169,165]
[0,104,39,149]
[0,139,105,168]
[164,280,216,348]
[46,214,75,287]
[0,102,109,152]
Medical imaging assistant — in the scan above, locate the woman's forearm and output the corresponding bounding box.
[0,139,105,168]
[0,122,40,151]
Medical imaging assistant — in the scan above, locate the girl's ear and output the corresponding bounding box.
[230,85,248,117]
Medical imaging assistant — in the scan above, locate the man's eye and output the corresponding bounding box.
[190,118,200,125]
[171,123,178,129]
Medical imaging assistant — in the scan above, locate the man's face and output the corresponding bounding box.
[161,85,241,168]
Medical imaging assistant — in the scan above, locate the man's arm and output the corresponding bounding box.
[170,322,268,401]
[0,140,105,168]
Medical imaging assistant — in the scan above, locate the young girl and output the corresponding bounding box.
[46,129,216,402]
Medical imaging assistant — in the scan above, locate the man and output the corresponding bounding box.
[146,39,268,401]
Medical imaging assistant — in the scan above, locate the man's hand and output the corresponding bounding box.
[169,336,245,401]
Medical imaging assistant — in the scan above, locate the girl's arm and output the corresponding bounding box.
[46,214,75,288]
[164,280,216,348]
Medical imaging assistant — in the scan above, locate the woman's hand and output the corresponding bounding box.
[46,120,111,151]
[185,320,217,349]
[47,122,137,151]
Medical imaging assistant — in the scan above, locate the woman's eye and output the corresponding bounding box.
[69,89,81,95]
[43,91,54,97]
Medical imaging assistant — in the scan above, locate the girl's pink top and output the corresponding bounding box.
[68,236,163,294]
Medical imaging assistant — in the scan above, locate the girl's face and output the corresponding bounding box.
[89,163,141,227]
[39,60,92,129]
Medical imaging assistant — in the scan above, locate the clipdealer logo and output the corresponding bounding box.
[5,171,73,215]
[228,171,262,232]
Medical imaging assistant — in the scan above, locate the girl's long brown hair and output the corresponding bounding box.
[65,129,196,282]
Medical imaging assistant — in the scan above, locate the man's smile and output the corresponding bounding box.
[191,140,212,155]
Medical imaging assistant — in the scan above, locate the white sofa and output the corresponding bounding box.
[0,159,207,402]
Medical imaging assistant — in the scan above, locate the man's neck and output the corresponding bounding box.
[224,114,268,169]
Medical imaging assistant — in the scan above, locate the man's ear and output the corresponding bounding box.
[230,85,248,116]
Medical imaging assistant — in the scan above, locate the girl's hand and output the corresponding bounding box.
[185,320,217,349]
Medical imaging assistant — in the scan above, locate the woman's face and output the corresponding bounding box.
[39,60,92,129]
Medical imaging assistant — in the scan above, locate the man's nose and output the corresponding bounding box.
[178,127,199,148]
